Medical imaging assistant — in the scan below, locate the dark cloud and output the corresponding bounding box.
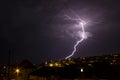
[0,0,120,64]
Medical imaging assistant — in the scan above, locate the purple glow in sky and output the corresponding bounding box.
[1,0,120,64]
[65,14,88,59]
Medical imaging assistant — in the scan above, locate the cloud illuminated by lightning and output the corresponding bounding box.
[65,15,87,59]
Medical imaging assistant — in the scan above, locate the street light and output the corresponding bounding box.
[80,68,83,72]
[49,63,53,67]
[15,68,20,76]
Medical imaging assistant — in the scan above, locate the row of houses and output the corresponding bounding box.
[1,53,120,80]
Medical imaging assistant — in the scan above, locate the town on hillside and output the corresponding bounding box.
[0,53,120,80]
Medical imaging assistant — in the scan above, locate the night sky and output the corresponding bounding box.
[0,0,120,65]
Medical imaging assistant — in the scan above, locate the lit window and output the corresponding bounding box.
[81,68,83,72]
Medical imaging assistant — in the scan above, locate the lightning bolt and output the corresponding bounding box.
[65,16,87,59]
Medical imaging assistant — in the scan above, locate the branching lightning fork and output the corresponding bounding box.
[65,15,87,59]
